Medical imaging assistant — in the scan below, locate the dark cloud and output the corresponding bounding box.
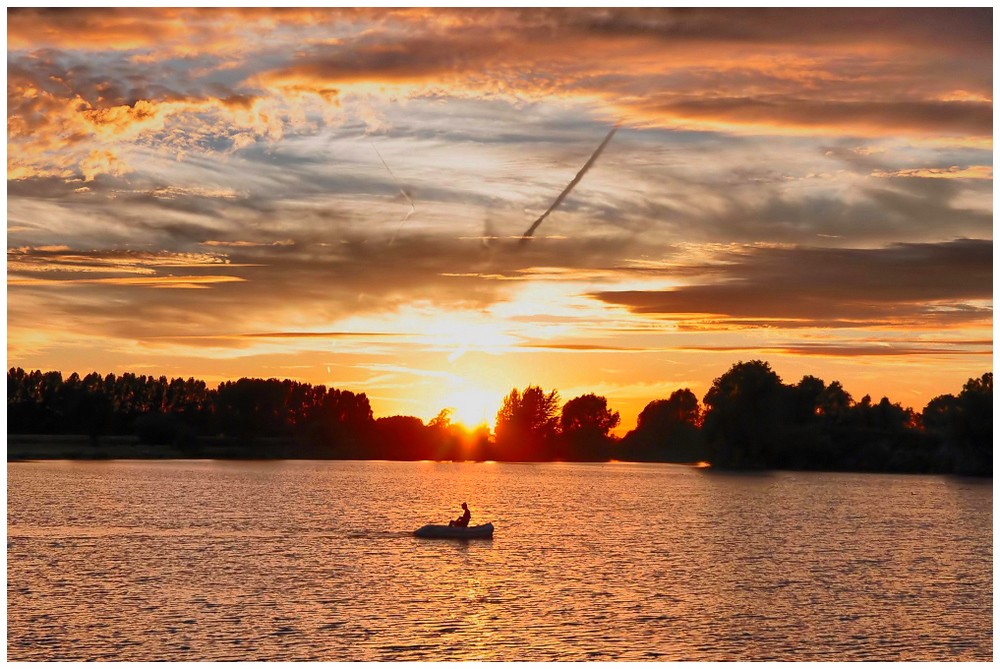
[546,8,989,51]
[256,8,991,137]
[644,97,992,137]
[593,239,992,328]
[520,339,992,357]
[10,9,989,53]
[676,342,991,357]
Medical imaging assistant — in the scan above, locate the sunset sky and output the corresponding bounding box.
[6,8,993,432]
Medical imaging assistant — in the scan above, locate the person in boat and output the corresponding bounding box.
[448,502,471,527]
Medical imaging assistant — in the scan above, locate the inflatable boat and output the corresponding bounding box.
[413,522,494,539]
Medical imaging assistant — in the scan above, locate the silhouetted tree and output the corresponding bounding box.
[426,409,471,461]
[790,375,826,423]
[465,424,493,462]
[924,373,992,476]
[558,393,620,461]
[702,360,787,469]
[923,393,959,432]
[621,389,705,462]
[428,408,453,431]
[779,375,842,469]
[494,385,560,460]
[372,415,431,460]
[310,388,375,457]
[953,373,992,475]
[76,376,115,446]
[215,378,287,441]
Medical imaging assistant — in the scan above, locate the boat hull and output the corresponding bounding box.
[414,522,494,539]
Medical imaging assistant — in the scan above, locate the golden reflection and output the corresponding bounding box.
[461,575,501,658]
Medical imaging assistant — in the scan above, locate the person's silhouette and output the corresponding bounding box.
[448,502,471,527]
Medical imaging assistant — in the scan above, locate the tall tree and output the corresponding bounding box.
[702,360,787,469]
[494,385,560,460]
[621,389,704,462]
[559,393,620,461]
[956,373,992,475]
[559,393,620,436]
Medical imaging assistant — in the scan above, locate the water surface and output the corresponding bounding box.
[7,460,992,660]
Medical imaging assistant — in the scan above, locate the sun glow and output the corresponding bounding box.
[337,307,521,360]
[440,385,503,430]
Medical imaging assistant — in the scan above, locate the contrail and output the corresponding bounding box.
[371,142,416,245]
[518,124,620,246]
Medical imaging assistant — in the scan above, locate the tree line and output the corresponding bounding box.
[6,362,992,475]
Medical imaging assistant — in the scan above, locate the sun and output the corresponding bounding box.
[440,385,502,430]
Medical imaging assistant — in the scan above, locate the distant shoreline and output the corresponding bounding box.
[7,434,991,478]
[9,366,992,476]
[4,433,664,463]
[6,434,299,462]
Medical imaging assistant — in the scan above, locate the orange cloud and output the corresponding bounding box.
[7,247,235,274]
[6,75,288,180]
[7,8,192,50]
[6,8,347,52]
[872,166,993,180]
[8,275,247,289]
[7,8,992,183]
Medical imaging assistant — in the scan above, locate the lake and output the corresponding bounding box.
[6,460,992,661]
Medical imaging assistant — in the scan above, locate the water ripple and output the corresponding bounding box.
[7,461,993,661]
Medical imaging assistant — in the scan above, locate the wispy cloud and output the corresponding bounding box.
[7,247,240,273]
[676,341,993,358]
[8,275,247,289]
[872,166,993,180]
[242,331,402,340]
